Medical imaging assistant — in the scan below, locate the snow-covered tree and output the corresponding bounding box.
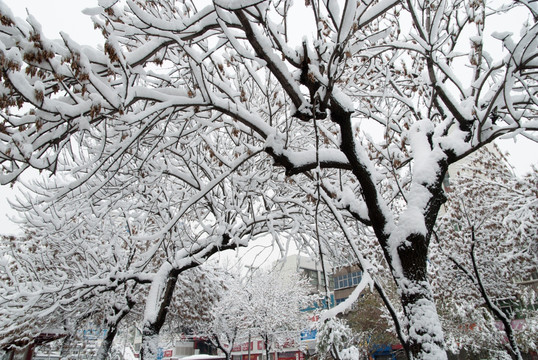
[343,290,402,357]
[0,157,288,360]
[316,318,362,360]
[204,277,246,360]
[431,147,538,359]
[164,265,244,360]
[0,0,537,358]
[0,91,312,358]
[0,227,143,357]
[244,270,314,360]
[168,267,315,360]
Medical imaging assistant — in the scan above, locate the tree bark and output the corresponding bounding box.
[59,334,74,359]
[333,104,448,359]
[397,233,446,359]
[212,333,234,360]
[140,263,179,360]
[96,331,115,360]
[96,297,136,360]
[139,234,241,360]
[264,335,271,360]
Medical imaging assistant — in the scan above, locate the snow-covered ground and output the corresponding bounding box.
[123,346,137,360]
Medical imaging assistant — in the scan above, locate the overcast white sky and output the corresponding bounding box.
[0,0,536,236]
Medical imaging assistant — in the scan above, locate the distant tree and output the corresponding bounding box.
[205,272,255,360]
[344,290,402,357]
[431,147,538,359]
[0,0,537,358]
[165,265,244,360]
[244,270,314,360]
[0,228,143,357]
[0,161,283,360]
[0,95,309,359]
[169,267,315,360]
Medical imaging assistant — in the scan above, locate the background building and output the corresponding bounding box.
[275,254,333,295]
[332,265,363,305]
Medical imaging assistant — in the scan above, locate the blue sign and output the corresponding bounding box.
[300,329,317,341]
[157,347,164,360]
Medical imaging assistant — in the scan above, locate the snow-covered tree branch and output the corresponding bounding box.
[0,0,536,358]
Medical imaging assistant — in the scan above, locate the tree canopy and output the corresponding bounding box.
[0,0,537,359]
[431,147,538,359]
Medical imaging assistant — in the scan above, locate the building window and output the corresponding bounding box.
[333,271,362,290]
[336,297,348,305]
[302,268,319,286]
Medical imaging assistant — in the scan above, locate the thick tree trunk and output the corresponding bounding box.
[96,332,115,360]
[335,106,448,359]
[140,263,179,360]
[96,298,135,360]
[395,233,446,360]
[139,235,240,360]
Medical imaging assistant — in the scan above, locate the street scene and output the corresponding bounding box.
[0,0,536,359]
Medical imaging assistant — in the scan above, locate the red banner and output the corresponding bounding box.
[242,355,258,360]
